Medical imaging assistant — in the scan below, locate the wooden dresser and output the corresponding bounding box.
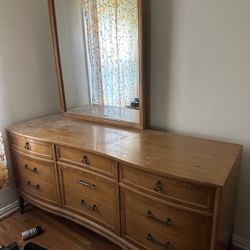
[7,114,242,250]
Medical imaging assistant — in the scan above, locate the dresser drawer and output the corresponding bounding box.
[18,174,57,205]
[58,163,117,206]
[62,188,119,234]
[59,164,119,233]
[14,151,55,183]
[121,188,212,245]
[120,165,215,212]
[56,146,116,178]
[11,135,53,159]
[124,216,209,250]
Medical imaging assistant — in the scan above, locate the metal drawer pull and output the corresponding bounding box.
[24,164,38,173]
[27,181,40,190]
[24,142,30,150]
[77,179,96,189]
[80,199,97,211]
[81,155,89,165]
[146,210,172,226]
[154,180,163,193]
[147,233,171,249]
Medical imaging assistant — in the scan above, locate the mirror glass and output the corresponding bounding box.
[54,0,142,126]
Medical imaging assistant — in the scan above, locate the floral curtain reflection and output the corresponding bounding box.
[0,131,9,189]
[82,0,139,108]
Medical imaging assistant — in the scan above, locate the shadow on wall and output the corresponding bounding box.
[145,0,173,131]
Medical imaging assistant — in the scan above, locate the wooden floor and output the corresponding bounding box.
[0,207,121,250]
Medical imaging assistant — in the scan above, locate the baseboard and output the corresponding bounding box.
[0,200,19,220]
[233,235,250,250]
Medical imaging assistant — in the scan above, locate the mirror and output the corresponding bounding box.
[49,0,145,128]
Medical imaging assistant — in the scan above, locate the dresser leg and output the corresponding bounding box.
[19,196,25,214]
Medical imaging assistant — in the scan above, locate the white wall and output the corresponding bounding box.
[54,0,90,110]
[0,0,59,208]
[148,0,250,244]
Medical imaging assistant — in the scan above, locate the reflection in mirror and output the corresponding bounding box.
[54,0,142,125]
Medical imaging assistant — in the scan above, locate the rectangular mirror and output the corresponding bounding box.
[48,0,145,129]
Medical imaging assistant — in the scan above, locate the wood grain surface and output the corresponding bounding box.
[7,114,242,187]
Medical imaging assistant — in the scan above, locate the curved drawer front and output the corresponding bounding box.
[56,146,116,178]
[62,188,119,234]
[10,135,53,159]
[58,164,117,206]
[121,188,212,245]
[59,164,119,234]
[125,216,209,250]
[120,165,215,212]
[18,174,57,205]
[14,151,55,183]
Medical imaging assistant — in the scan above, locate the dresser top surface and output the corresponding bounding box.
[7,115,242,187]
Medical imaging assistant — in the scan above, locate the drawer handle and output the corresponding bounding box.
[24,164,38,173]
[24,142,30,150]
[27,181,40,190]
[77,179,96,189]
[154,180,163,193]
[146,210,172,226]
[147,233,171,249]
[81,155,89,165]
[80,199,97,211]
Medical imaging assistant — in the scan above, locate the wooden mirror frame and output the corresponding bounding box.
[47,0,145,129]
